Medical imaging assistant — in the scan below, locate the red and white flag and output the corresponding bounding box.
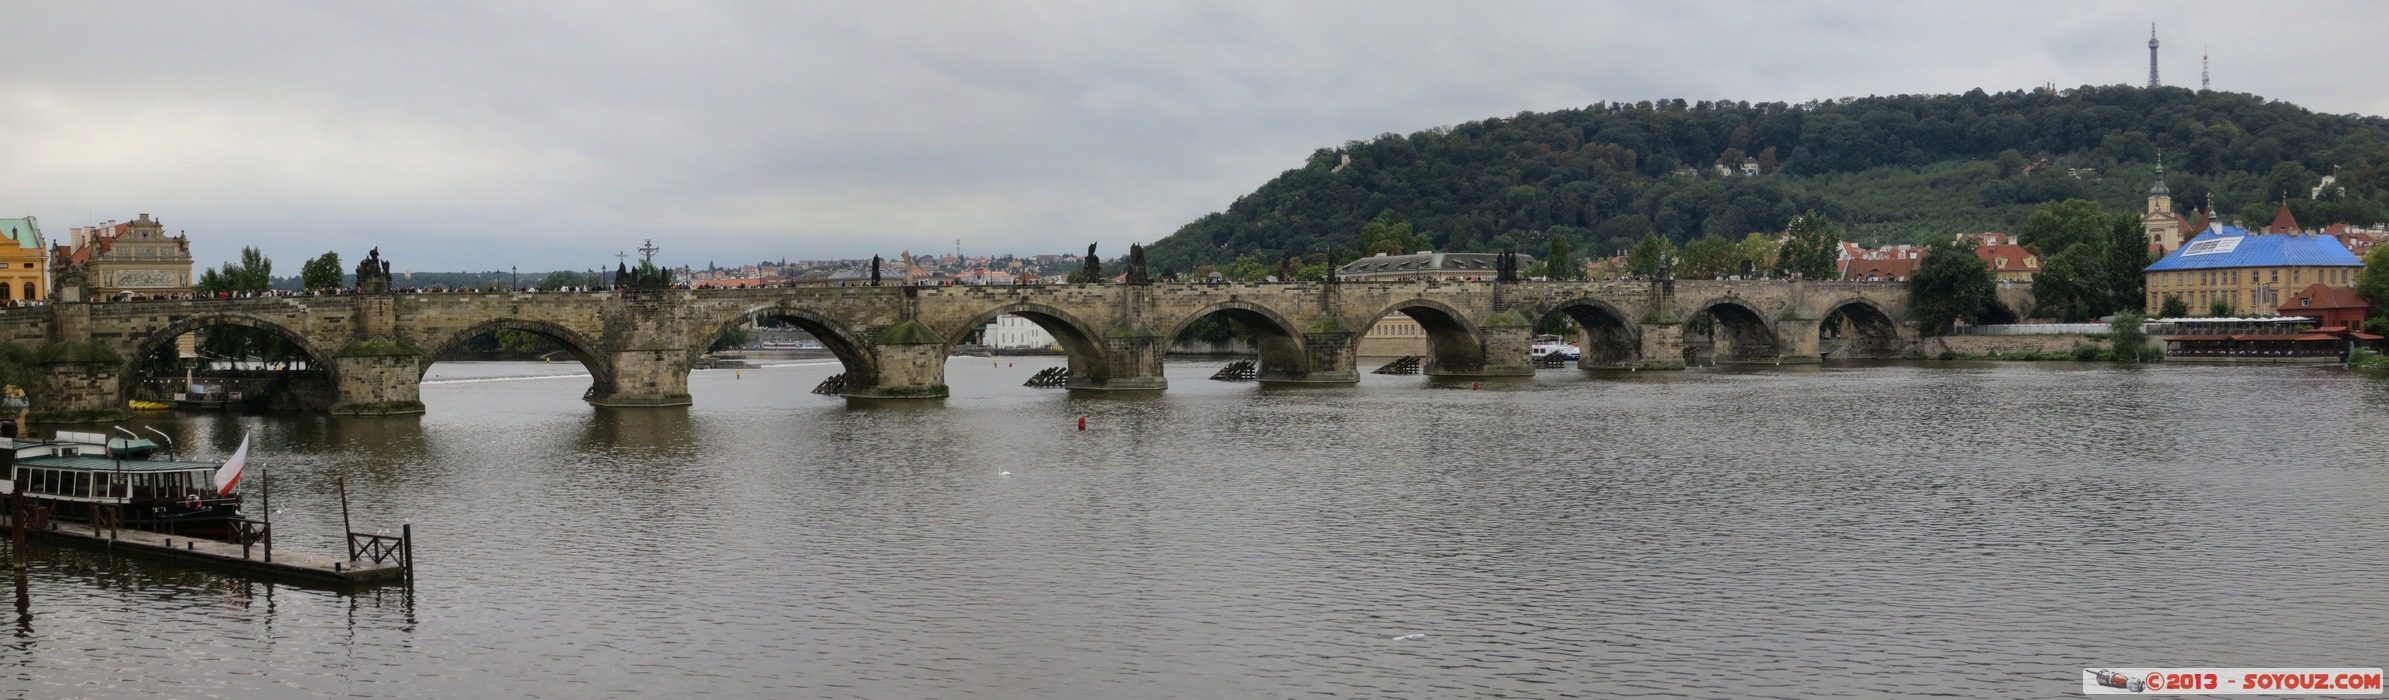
[214,433,249,495]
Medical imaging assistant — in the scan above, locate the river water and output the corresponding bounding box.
[5,358,2387,698]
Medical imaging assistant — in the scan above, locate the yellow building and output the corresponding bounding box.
[2143,213,2365,316]
[1356,312,1427,356]
[0,216,44,304]
[59,213,194,298]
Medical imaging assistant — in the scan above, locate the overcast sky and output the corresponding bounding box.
[7,2,2386,273]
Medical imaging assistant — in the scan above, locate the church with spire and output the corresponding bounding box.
[2142,155,2193,254]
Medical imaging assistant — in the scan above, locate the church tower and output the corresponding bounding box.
[2143,153,2185,253]
[2148,24,2161,88]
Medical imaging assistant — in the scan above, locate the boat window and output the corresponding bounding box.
[75,472,90,498]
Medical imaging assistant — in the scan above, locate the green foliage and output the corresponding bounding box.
[197,246,274,294]
[538,270,597,290]
[1937,350,1959,361]
[1355,215,1433,257]
[2023,199,2150,321]
[1909,238,2000,335]
[2109,310,2150,359]
[1680,234,1736,278]
[2208,296,2237,317]
[1224,254,1270,282]
[0,341,33,406]
[710,328,749,352]
[336,337,423,358]
[1541,235,1579,279]
[2070,342,2102,361]
[1625,233,1675,277]
[2359,245,2389,329]
[300,251,343,290]
[1142,86,2389,273]
[2159,294,2190,317]
[2351,348,2389,372]
[1772,211,1840,280]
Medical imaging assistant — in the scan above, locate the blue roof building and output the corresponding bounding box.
[2145,225,2363,271]
[2142,224,2366,315]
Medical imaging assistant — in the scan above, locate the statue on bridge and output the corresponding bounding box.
[1081,243,1103,284]
[356,247,393,294]
[870,256,882,286]
[1494,250,1518,282]
[1125,244,1149,285]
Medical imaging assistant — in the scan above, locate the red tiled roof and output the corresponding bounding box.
[2266,201,2302,234]
[1840,257,1917,280]
[2284,283,2368,310]
[1974,244,2039,271]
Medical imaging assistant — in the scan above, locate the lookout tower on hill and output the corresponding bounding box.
[2148,24,2161,88]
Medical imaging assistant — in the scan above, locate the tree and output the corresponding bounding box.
[2100,215,2151,314]
[1542,235,1578,280]
[1356,215,1431,257]
[2022,200,2146,321]
[2017,199,2111,255]
[2208,295,2236,317]
[1680,234,1736,278]
[1625,233,1675,277]
[1733,233,1778,278]
[2358,245,2389,331]
[197,246,275,294]
[537,271,591,290]
[2159,294,2189,317]
[1909,238,1999,335]
[1771,211,1839,280]
[1225,254,1270,282]
[2109,310,2155,361]
[709,327,750,352]
[300,251,342,290]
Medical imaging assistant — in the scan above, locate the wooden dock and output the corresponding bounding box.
[11,518,409,588]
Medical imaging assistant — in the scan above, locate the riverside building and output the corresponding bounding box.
[55,213,195,299]
[2142,208,2365,316]
[0,216,45,304]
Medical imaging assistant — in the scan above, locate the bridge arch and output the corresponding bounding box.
[694,304,879,386]
[945,301,1107,381]
[1527,297,1642,369]
[1163,299,1310,380]
[122,312,338,409]
[1356,298,1488,375]
[419,318,616,399]
[1818,296,1905,359]
[1687,296,1780,364]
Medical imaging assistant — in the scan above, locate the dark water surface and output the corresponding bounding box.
[6,358,2387,698]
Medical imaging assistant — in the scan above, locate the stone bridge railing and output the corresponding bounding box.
[0,278,1933,422]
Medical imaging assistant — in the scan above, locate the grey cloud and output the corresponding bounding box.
[4,1,2384,271]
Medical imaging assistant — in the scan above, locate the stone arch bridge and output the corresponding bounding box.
[0,279,2025,422]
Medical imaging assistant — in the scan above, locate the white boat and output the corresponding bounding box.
[1531,341,1580,362]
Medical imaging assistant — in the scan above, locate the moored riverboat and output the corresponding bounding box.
[4,432,245,539]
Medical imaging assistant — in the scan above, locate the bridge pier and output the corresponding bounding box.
[1772,321,1823,364]
[1636,323,1687,370]
[330,340,426,415]
[838,319,948,399]
[1067,335,1168,391]
[25,343,129,424]
[589,349,693,407]
[1425,314,1535,377]
[1259,331,1360,384]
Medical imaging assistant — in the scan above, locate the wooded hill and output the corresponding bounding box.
[1143,85,2389,274]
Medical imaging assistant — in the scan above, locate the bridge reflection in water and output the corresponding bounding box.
[0,279,2032,422]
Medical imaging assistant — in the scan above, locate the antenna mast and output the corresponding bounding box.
[2202,45,2210,91]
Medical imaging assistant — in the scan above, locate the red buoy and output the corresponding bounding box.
[1472,381,1480,391]
[1077,416,1087,431]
